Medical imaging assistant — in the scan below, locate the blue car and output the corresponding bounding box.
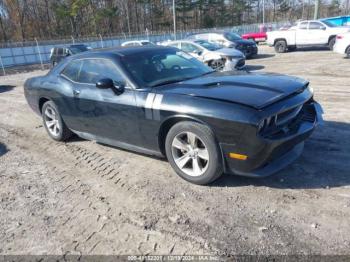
[321,16,350,26]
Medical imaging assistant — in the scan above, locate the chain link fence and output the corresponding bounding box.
[0,22,288,75]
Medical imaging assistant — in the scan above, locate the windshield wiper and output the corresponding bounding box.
[151,79,185,87]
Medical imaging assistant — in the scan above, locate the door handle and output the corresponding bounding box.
[73,89,80,96]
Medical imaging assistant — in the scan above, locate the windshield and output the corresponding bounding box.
[69,45,89,54]
[194,40,222,51]
[321,20,335,27]
[224,32,242,41]
[121,48,213,87]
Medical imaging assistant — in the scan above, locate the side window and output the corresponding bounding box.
[181,43,200,53]
[61,60,83,82]
[299,22,308,30]
[167,43,180,48]
[77,59,124,85]
[309,22,324,30]
[57,48,64,55]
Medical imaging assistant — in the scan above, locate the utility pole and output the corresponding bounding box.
[262,0,265,24]
[314,0,320,20]
[173,0,176,40]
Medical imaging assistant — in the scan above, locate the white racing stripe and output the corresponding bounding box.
[152,94,163,121]
[145,93,156,120]
[144,93,163,120]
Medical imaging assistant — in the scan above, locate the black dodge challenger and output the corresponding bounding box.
[24,46,323,185]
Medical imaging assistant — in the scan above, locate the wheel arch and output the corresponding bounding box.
[158,115,214,156]
[345,45,350,54]
[273,38,287,46]
[38,97,51,113]
[328,35,336,43]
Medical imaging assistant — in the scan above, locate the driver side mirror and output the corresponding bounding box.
[96,78,125,95]
[320,26,326,30]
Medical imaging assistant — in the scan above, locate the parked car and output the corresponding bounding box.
[162,40,245,71]
[321,15,350,27]
[24,46,322,185]
[333,32,350,58]
[121,40,154,47]
[187,32,258,58]
[241,31,267,43]
[50,44,91,66]
[241,24,268,43]
[266,20,350,53]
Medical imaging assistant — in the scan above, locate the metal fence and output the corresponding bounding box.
[0,22,288,74]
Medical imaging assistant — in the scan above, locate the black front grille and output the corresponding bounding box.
[260,101,316,139]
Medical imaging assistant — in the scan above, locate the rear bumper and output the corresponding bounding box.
[221,102,323,177]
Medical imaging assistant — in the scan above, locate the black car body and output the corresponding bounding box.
[24,46,322,184]
[187,32,258,58]
[50,44,90,66]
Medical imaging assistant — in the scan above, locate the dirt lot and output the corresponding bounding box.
[0,46,350,258]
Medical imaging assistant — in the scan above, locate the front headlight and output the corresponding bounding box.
[308,86,314,94]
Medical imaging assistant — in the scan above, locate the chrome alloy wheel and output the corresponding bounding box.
[171,131,209,177]
[44,105,60,137]
[210,59,225,71]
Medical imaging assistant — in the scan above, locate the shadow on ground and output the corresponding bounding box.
[0,85,15,93]
[212,120,350,190]
[0,142,9,157]
[245,65,265,71]
[252,54,275,59]
[292,46,330,52]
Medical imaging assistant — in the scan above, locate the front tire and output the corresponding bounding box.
[165,121,223,185]
[42,101,72,141]
[274,40,287,53]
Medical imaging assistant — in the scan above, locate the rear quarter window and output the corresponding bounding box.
[61,60,83,82]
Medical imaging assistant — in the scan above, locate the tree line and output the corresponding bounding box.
[0,0,349,42]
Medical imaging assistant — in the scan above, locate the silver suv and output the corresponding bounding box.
[162,40,245,71]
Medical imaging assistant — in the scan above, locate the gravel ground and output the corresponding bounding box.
[0,46,350,258]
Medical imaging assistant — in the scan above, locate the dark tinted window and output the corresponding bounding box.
[69,45,89,54]
[309,22,324,30]
[224,32,241,41]
[57,48,64,55]
[61,60,83,81]
[78,59,124,84]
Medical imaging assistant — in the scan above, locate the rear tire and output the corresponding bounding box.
[165,121,223,185]
[274,40,287,53]
[42,100,72,141]
[329,37,336,50]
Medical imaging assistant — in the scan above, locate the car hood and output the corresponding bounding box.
[159,71,309,109]
[214,48,245,57]
[234,39,256,45]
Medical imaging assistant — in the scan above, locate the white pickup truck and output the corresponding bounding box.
[267,20,350,53]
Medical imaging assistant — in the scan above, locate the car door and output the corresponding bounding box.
[66,58,141,146]
[295,22,309,45]
[307,22,329,44]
